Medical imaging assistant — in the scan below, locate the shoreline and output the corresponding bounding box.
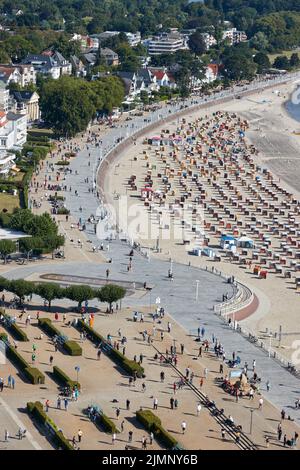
[99,80,300,361]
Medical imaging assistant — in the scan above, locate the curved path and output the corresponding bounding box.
[14,72,300,428]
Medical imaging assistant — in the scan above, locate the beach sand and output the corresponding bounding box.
[102,81,300,362]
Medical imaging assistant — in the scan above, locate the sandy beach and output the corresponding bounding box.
[102,81,300,362]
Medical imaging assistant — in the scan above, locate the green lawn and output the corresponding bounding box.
[268,50,296,62]
[0,192,20,213]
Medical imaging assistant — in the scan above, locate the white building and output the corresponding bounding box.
[201,33,217,50]
[0,81,9,112]
[223,28,247,45]
[147,32,187,55]
[0,150,16,176]
[0,111,27,152]
[98,31,141,47]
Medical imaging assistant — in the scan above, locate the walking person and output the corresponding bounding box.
[78,429,83,443]
[112,432,116,445]
[181,421,187,434]
[196,403,202,416]
[258,398,264,410]
[4,429,9,442]
[153,397,158,410]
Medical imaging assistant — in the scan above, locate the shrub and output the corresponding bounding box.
[96,413,119,434]
[56,160,70,166]
[0,331,8,341]
[6,344,29,370]
[63,340,82,356]
[53,366,81,390]
[57,207,70,215]
[1,311,30,341]
[38,318,61,338]
[27,401,74,450]
[24,367,45,384]
[136,410,178,449]
[77,320,144,376]
[6,346,45,384]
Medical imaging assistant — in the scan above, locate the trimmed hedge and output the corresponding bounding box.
[6,345,45,384]
[2,313,29,341]
[136,410,178,449]
[27,401,74,450]
[39,318,82,356]
[96,413,119,434]
[0,331,8,341]
[56,161,70,166]
[24,367,45,385]
[53,366,81,390]
[63,340,82,356]
[38,318,61,338]
[77,320,144,377]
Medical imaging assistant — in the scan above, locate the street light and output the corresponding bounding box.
[195,280,200,301]
[250,408,254,434]
[75,365,80,383]
[268,334,273,358]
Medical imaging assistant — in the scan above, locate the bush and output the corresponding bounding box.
[2,313,29,341]
[27,401,74,450]
[56,161,70,166]
[38,318,61,338]
[9,322,29,341]
[6,346,45,384]
[77,320,144,376]
[53,366,81,389]
[6,344,29,370]
[136,410,178,449]
[57,207,70,215]
[63,340,82,356]
[24,367,45,384]
[0,331,8,341]
[96,413,119,434]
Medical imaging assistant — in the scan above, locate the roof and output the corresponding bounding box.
[82,52,97,64]
[150,69,166,80]
[6,111,25,121]
[117,71,136,81]
[11,90,37,102]
[100,48,118,57]
[207,63,219,75]
[137,69,152,85]
[0,227,30,240]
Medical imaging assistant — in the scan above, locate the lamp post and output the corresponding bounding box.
[196,280,200,301]
[75,365,80,383]
[268,334,272,358]
[170,258,173,276]
[250,408,254,435]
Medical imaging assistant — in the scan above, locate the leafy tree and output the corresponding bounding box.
[65,285,96,310]
[0,276,10,292]
[249,32,270,52]
[254,52,271,73]
[290,53,300,68]
[188,31,207,56]
[9,279,34,304]
[19,237,43,261]
[35,282,63,310]
[0,240,16,264]
[99,284,126,312]
[43,234,65,258]
[273,56,291,70]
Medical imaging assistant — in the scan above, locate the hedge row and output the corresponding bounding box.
[1,312,29,342]
[6,345,45,384]
[63,340,82,356]
[136,410,178,449]
[95,412,119,434]
[53,366,81,390]
[0,331,8,341]
[38,318,61,338]
[27,401,74,450]
[39,318,82,356]
[77,320,144,377]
